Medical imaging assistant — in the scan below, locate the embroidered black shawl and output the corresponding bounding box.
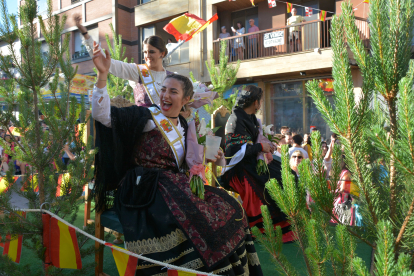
[94,104,187,212]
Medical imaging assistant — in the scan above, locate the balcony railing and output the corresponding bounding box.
[213,17,370,64]
[72,50,90,61]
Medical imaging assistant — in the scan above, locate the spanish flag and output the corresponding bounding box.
[42,214,82,270]
[167,270,208,276]
[287,2,292,13]
[164,13,219,42]
[320,10,327,21]
[105,243,138,276]
[1,234,23,263]
[363,0,369,3]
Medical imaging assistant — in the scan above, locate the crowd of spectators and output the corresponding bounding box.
[0,123,76,176]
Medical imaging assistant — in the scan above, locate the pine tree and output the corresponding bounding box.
[204,40,240,113]
[0,0,96,274]
[255,0,414,274]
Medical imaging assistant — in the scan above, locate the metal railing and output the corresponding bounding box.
[213,17,370,64]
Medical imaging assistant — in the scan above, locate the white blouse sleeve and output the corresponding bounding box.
[91,84,156,130]
[82,36,140,82]
[92,85,112,128]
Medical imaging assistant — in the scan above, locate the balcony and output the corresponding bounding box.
[212,17,369,64]
[72,50,90,62]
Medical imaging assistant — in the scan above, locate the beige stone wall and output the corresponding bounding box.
[134,0,189,27]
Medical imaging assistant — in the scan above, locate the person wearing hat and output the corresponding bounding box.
[218,26,231,59]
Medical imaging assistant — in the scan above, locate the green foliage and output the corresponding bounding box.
[203,40,240,114]
[256,0,414,274]
[0,0,96,274]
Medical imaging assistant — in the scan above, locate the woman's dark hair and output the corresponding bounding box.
[164,74,194,100]
[143,35,168,57]
[237,85,263,109]
[237,21,244,28]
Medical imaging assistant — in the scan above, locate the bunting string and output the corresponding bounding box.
[18,209,218,276]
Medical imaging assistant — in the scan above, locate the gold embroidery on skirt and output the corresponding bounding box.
[181,258,204,270]
[246,241,254,245]
[231,259,242,267]
[152,272,167,276]
[239,249,247,259]
[137,248,195,269]
[126,228,187,255]
[213,263,233,274]
[247,252,261,266]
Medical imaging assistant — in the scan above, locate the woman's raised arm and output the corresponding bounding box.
[74,14,140,82]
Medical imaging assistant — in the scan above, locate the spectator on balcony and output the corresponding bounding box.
[218,26,231,57]
[287,8,305,52]
[231,22,245,60]
[248,19,259,59]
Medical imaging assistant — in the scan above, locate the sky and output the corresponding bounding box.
[5,0,48,17]
[5,0,18,16]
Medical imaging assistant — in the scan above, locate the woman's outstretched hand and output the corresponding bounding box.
[93,41,110,75]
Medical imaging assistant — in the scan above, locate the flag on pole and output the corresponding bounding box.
[320,10,327,21]
[105,243,138,276]
[167,270,208,276]
[1,234,23,263]
[42,214,82,270]
[287,3,292,13]
[268,0,276,8]
[164,13,219,42]
[250,0,255,6]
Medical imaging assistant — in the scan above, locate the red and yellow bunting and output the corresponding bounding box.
[20,175,39,193]
[1,234,23,263]
[42,214,82,270]
[363,0,369,3]
[56,173,71,197]
[320,10,327,21]
[287,2,292,13]
[105,243,138,276]
[0,176,19,194]
[250,0,255,6]
[164,13,218,42]
[168,270,208,276]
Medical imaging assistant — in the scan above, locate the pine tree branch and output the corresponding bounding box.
[329,212,375,248]
[395,196,414,253]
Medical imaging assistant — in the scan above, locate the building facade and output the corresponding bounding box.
[133,0,373,140]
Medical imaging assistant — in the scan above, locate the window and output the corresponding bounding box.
[140,20,189,66]
[139,0,153,4]
[72,26,98,61]
[231,7,258,32]
[270,79,334,141]
[37,0,48,14]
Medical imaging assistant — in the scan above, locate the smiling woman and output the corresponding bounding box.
[91,46,264,275]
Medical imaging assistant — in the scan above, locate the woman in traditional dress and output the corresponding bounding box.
[74,15,172,107]
[221,85,295,243]
[92,44,263,275]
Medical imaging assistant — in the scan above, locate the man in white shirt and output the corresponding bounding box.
[287,8,305,52]
[288,134,309,159]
